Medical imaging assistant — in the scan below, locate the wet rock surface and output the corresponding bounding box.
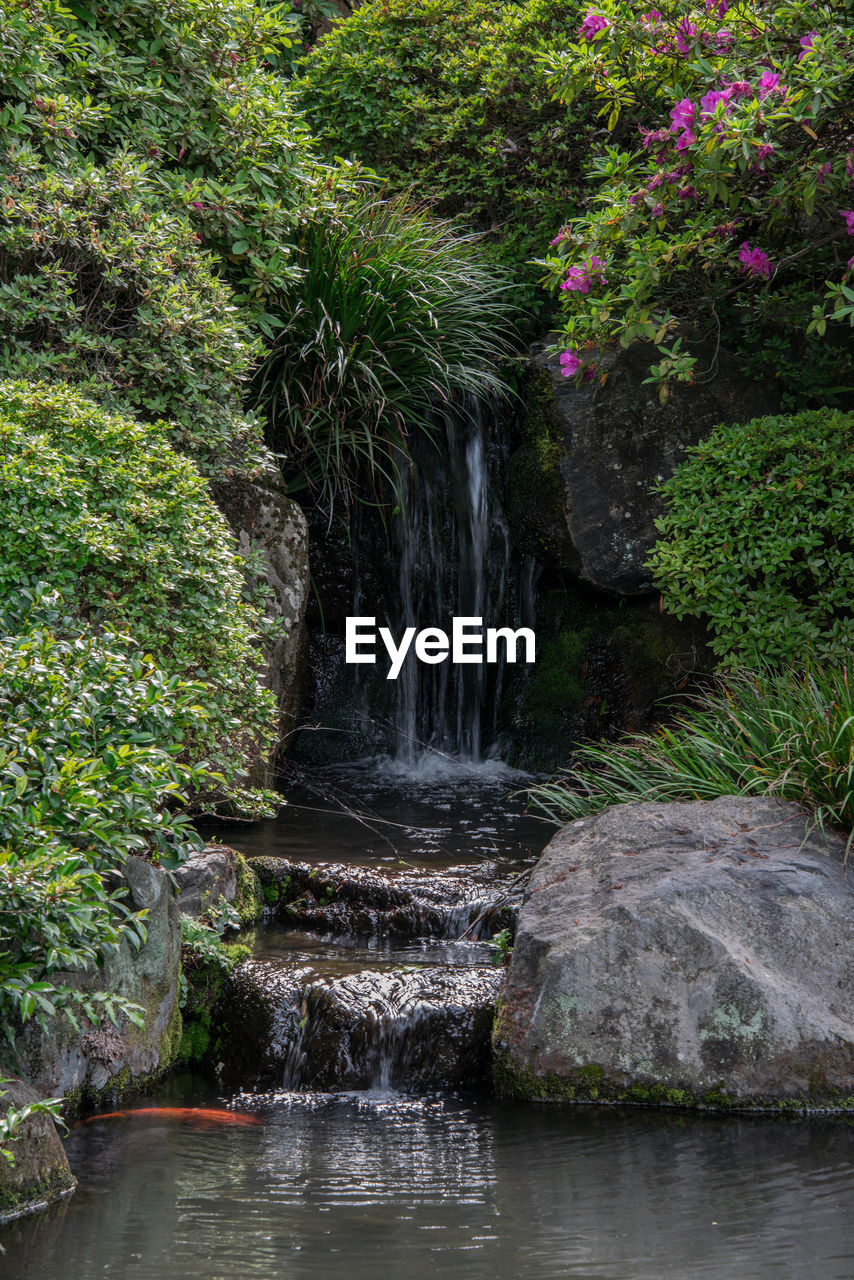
[249,855,521,939]
[173,844,237,917]
[495,797,854,1109]
[527,337,776,595]
[14,857,181,1107]
[0,1078,76,1223]
[210,467,309,782]
[218,958,500,1092]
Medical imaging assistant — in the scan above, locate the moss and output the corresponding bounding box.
[508,369,575,570]
[233,851,265,927]
[158,998,183,1068]
[493,1047,854,1113]
[178,1012,212,1063]
[0,1164,76,1220]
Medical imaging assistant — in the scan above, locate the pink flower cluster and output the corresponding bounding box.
[559,349,581,377]
[560,255,608,293]
[738,242,772,279]
[578,10,610,40]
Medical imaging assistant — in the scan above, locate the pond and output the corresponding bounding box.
[3,762,853,1280]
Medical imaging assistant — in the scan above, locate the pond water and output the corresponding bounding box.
[4,762,854,1279]
[3,1078,854,1280]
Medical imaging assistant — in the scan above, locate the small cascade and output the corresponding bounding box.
[219,960,500,1093]
[390,399,517,764]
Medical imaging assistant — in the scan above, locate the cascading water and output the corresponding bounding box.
[390,398,517,765]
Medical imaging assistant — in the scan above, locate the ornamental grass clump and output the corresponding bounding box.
[531,663,854,850]
[253,192,517,515]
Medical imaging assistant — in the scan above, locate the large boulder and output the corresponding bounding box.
[494,797,854,1110]
[211,466,309,780]
[512,339,776,595]
[14,857,182,1109]
[0,1078,76,1223]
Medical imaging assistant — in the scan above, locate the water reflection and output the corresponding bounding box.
[3,1083,853,1280]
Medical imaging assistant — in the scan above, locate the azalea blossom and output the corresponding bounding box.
[841,210,854,235]
[738,242,772,279]
[699,86,734,118]
[758,70,783,99]
[676,19,697,55]
[670,98,696,133]
[799,31,817,60]
[578,10,610,40]
[559,349,582,377]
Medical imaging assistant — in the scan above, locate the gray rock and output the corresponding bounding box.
[494,797,854,1110]
[524,338,777,595]
[211,467,309,781]
[218,959,500,1091]
[173,844,237,917]
[14,857,181,1106]
[0,1077,76,1223]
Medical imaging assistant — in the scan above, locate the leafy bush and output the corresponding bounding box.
[0,381,276,780]
[254,192,517,512]
[0,589,209,1043]
[531,663,854,848]
[0,0,345,470]
[294,0,594,319]
[542,0,854,406]
[648,409,854,665]
[0,157,263,470]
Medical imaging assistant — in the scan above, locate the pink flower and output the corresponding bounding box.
[738,242,772,279]
[712,221,738,238]
[817,162,832,186]
[560,267,591,293]
[578,10,610,40]
[705,0,729,15]
[755,143,774,164]
[676,18,697,55]
[648,174,663,190]
[699,86,734,118]
[708,28,734,52]
[550,227,570,246]
[640,126,670,150]
[678,185,698,199]
[640,9,662,28]
[651,202,665,217]
[727,80,752,98]
[669,98,696,133]
[758,71,783,99]
[799,31,817,60]
[841,210,854,235]
[674,130,696,153]
[559,349,582,377]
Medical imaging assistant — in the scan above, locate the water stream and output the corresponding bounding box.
[4,768,854,1278]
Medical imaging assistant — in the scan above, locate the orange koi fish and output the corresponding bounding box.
[84,1107,259,1127]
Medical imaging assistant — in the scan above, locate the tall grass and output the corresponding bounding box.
[252,191,518,515]
[530,664,854,850]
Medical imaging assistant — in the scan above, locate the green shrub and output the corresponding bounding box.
[0,0,333,305]
[254,192,517,512]
[530,663,854,849]
[294,0,593,320]
[649,410,854,666]
[0,380,276,780]
[0,155,264,472]
[0,589,210,1043]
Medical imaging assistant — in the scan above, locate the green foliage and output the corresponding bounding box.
[649,409,854,665]
[490,928,514,965]
[294,0,594,320]
[530,663,854,849]
[0,156,263,471]
[541,1,854,402]
[254,192,517,513]
[0,381,276,783]
[0,0,343,471]
[0,1084,65,1168]
[178,911,248,1063]
[0,589,210,1045]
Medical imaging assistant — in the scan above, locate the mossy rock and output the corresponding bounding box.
[0,1079,76,1222]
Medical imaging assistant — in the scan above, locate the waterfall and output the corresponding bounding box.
[390,398,516,765]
